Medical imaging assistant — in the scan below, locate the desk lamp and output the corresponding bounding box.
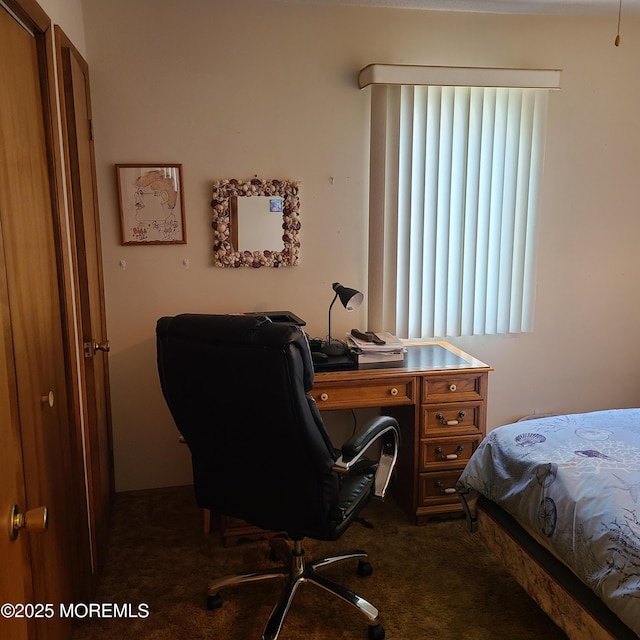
[322,282,363,356]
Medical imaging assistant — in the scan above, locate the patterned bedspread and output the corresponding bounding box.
[457,409,640,636]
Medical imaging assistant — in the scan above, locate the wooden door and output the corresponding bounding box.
[0,3,80,639]
[56,26,114,574]
[0,220,32,640]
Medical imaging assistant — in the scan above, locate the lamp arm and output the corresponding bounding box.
[327,291,338,343]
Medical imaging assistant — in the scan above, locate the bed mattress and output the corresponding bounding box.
[457,409,640,637]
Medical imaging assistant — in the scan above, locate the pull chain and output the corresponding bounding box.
[615,0,622,46]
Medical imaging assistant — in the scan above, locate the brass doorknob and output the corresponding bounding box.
[93,340,110,354]
[9,505,48,541]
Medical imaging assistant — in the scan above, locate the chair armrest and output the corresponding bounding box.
[332,415,400,499]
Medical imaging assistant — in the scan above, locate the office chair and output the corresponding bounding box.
[156,313,400,640]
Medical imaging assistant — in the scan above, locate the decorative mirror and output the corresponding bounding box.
[211,178,300,267]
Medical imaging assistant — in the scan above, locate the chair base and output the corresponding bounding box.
[207,537,385,640]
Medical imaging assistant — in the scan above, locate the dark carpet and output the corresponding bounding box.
[72,485,567,640]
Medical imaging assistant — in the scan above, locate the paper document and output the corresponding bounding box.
[347,332,406,354]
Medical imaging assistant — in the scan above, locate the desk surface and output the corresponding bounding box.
[314,341,492,382]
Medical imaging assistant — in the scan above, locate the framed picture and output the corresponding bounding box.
[116,164,186,245]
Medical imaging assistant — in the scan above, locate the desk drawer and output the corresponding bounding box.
[311,377,416,410]
[422,402,483,437]
[419,470,464,506]
[419,434,480,472]
[422,372,486,403]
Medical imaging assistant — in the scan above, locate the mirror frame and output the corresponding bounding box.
[211,178,301,267]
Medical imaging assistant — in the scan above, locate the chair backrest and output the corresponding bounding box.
[156,313,340,535]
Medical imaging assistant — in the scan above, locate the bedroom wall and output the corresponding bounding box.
[80,0,640,491]
[39,0,85,52]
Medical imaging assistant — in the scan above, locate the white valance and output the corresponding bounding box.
[359,64,562,90]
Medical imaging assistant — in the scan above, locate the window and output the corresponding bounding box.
[361,65,561,339]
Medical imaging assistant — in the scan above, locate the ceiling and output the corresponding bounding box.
[281,0,638,16]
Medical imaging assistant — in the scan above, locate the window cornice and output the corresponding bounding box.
[358,64,562,90]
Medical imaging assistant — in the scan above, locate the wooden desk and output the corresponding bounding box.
[211,342,491,544]
[311,342,491,525]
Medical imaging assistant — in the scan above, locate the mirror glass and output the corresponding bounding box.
[212,178,300,268]
[233,195,284,253]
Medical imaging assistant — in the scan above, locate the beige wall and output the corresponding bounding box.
[39,0,86,53]
[80,0,640,491]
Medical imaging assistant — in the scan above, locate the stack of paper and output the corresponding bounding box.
[346,331,406,364]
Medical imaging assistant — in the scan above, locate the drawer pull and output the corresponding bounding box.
[449,383,457,392]
[389,387,398,396]
[435,481,457,495]
[436,411,466,426]
[435,445,464,460]
[319,393,329,402]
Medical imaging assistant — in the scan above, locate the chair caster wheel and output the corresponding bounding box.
[368,623,385,640]
[358,560,373,577]
[207,594,223,610]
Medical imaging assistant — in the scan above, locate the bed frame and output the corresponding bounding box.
[476,497,637,640]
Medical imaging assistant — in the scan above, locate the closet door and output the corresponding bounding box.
[56,26,114,572]
[0,3,83,639]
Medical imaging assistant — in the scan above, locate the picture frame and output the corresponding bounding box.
[116,164,186,245]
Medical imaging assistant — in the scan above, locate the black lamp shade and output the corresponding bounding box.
[332,282,363,312]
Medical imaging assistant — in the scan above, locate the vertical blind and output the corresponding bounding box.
[366,71,557,339]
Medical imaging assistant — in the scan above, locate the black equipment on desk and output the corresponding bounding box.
[245,310,306,326]
[312,351,357,372]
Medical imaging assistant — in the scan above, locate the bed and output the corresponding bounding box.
[456,409,640,639]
